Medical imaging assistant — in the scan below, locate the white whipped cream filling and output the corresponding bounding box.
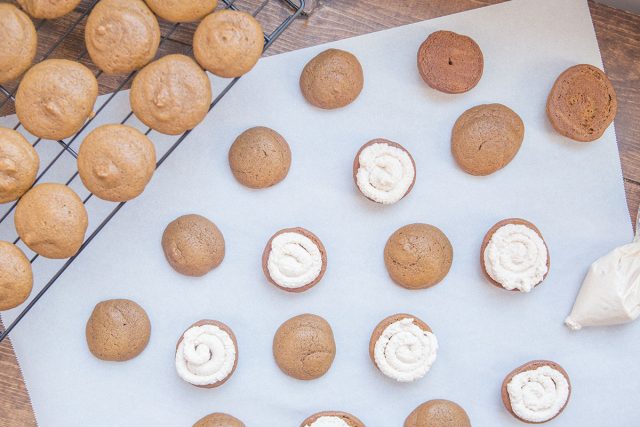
[267,231,322,288]
[373,317,438,382]
[507,365,569,423]
[565,242,640,330]
[305,416,350,427]
[484,223,548,292]
[356,142,415,204]
[175,324,236,386]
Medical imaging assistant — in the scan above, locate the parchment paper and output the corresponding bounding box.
[1,0,637,425]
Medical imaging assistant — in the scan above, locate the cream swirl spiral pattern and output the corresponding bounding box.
[484,223,548,292]
[507,365,570,423]
[267,231,323,289]
[356,141,415,204]
[175,323,236,387]
[373,317,438,382]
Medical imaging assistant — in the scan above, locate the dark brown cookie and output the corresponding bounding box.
[404,399,471,427]
[145,0,218,23]
[384,223,453,289]
[193,412,244,427]
[451,104,524,176]
[273,314,335,380]
[546,64,617,142]
[300,49,364,109]
[417,30,483,94]
[301,411,365,427]
[0,3,37,84]
[17,0,81,19]
[0,241,33,311]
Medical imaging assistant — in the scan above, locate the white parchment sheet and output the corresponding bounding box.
[1,0,637,425]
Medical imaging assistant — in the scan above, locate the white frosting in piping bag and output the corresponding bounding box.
[305,416,350,427]
[507,365,569,423]
[565,242,640,330]
[373,317,438,382]
[484,223,548,292]
[267,231,322,288]
[175,324,236,386]
[356,142,415,204]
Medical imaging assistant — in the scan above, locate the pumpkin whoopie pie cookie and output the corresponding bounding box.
[417,30,483,94]
[0,127,39,203]
[301,411,365,427]
[262,227,327,292]
[369,313,438,383]
[404,399,471,427]
[501,360,571,424]
[273,314,336,380]
[145,0,217,23]
[17,0,81,19]
[0,241,33,311]
[175,319,238,388]
[300,48,364,109]
[353,138,416,204]
[481,218,549,292]
[547,64,617,142]
[193,412,244,427]
[0,3,37,85]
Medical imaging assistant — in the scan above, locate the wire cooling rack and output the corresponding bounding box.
[0,0,306,342]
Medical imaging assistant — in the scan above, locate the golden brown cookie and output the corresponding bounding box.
[162,214,225,276]
[451,104,524,176]
[0,127,39,203]
[417,30,483,94]
[501,360,571,424]
[404,399,471,427]
[384,223,453,290]
[229,126,291,189]
[300,49,364,109]
[301,411,365,427]
[14,183,88,259]
[78,124,156,202]
[193,10,264,78]
[130,54,212,135]
[481,218,550,292]
[175,319,238,389]
[546,64,617,142]
[193,412,244,427]
[15,59,98,140]
[0,241,33,311]
[145,0,218,23]
[17,0,81,19]
[85,0,160,75]
[273,314,335,380]
[86,299,151,361]
[0,3,37,85]
[262,227,327,293]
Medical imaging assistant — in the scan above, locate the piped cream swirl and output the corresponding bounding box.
[356,142,414,204]
[305,416,350,427]
[507,365,569,423]
[267,231,322,288]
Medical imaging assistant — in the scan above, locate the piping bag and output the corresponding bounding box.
[564,207,640,330]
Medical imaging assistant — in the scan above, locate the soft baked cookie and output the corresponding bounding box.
[193,412,245,427]
[451,104,524,176]
[229,126,291,189]
[417,30,483,94]
[145,0,218,23]
[17,0,81,19]
[130,54,212,135]
[0,241,33,311]
[15,59,98,140]
[502,360,571,424]
[78,124,156,202]
[404,399,471,427]
[547,64,617,142]
[262,227,327,293]
[481,218,549,292]
[353,138,416,204]
[301,411,365,427]
[273,314,335,380]
[85,0,160,74]
[0,3,37,84]
[369,313,438,383]
[193,10,264,78]
[161,214,225,277]
[300,49,364,109]
[0,127,39,203]
[14,183,88,259]
[176,319,238,388]
[86,299,151,361]
[384,223,453,290]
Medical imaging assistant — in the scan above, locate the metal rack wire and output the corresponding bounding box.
[0,0,306,342]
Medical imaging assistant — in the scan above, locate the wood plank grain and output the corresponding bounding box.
[1,1,639,425]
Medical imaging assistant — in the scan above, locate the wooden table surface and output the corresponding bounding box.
[1,0,639,425]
